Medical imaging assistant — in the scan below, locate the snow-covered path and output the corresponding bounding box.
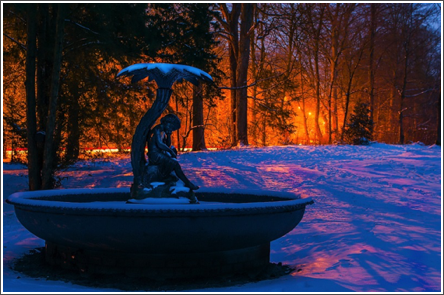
[2,143,442,292]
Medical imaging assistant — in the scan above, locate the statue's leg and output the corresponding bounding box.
[172,161,199,190]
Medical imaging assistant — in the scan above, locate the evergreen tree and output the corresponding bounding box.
[343,102,374,145]
[147,3,223,151]
[61,3,158,164]
[4,3,169,189]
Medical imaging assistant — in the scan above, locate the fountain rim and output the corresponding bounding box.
[6,187,314,215]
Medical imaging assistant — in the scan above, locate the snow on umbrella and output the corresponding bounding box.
[117,63,213,88]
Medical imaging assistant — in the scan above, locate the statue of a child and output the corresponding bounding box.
[146,114,199,191]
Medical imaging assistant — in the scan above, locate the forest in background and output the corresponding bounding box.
[2,3,441,189]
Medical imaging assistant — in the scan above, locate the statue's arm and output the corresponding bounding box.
[166,133,178,156]
[165,132,172,147]
[154,128,176,157]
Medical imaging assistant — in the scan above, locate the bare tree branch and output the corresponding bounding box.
[65,19,99,35]
[218,72,285,90]
[404,88,435,98]
[7,9,26,24]
[3,33,26,51]
[211,4,229,31]
[212,30,232,41]
[62,41,103,57]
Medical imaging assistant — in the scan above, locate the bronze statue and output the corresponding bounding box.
[117,63,212,200]
[145,114,199,191]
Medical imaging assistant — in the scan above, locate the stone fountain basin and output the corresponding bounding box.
[6,188,313,254]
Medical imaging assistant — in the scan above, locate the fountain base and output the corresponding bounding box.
[45,242,270,279]
[7,188,313,280]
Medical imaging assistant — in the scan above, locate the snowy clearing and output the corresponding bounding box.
[2,143,442,292]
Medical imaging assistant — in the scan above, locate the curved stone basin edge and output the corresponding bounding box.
[6,187,314,214]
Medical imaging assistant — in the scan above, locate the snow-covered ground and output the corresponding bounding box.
[2,143,442,292]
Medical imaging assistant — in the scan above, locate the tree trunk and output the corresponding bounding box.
[301,89,310,144]
[297,47,310,144]
[341,43,364,142]
[399,4,413,145]
[42,4,67,189]
[229,46,238,146]
[36,4,53,133]
[25,4,41,191]
[222,4,241,147]
[53,101,65,163]
[2,134,6,161]
[251,15,267,146]
[399,81,407,144]
[326,4,344,144]
[341,81,353,141]
[314,7,325,144]
[236,3,253,146]
[327,14,338,144]
[368,3,376,138]
[66,90,80,163]
[333,87,338,139]
[388,70,398,142]
[250,17,258,146]
[192,83,206,151]
[261,116,266,146]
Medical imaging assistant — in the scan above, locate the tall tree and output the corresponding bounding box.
[236,4,254,146]
[397,3,415,144]
[305,4,326,144]
[325,3,356,143]
[367,3,377,138]
[214,3,255,146]
[215,4,240,146]
[343,102,373,145]
[148,4,222,151]
[339,32,366,142]
[6,3,164,189]
[192,84,206,150]
[24,4,40,190]
[41,4,67,189]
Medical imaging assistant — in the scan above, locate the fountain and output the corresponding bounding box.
[6,63,314,280]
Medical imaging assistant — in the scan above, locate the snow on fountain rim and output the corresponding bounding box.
[6,187,313,212]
